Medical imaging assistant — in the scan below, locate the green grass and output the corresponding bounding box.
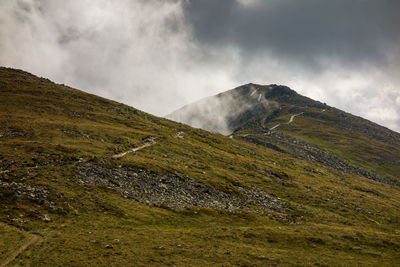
[1,67,400,266]
[0,222,29,263]
[276,111,400,181]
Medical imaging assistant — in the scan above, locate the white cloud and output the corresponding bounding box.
[236,0,260,7]
[0,0,238,115]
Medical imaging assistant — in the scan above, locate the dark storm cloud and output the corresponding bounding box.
[183,0,400,69]
[179,0,400,131]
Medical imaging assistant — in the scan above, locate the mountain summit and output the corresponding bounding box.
[167,84,299,134]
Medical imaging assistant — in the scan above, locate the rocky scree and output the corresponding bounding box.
[0,180,63,211]
[76,160,288,214]
[0,157,65,213]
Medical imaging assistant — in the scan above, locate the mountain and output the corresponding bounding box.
[168,83,400,186]
[1,68,400,266]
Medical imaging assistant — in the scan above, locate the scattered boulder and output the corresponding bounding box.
[41,214,51,222]
[0,180,63,211]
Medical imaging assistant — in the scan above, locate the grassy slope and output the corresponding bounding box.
[256,104,400,181]
[0,222,30,263]
[1,67,399,266]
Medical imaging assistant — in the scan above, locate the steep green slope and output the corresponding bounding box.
[1,68,400,266]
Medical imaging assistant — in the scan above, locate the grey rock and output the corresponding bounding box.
[76,161,288,214]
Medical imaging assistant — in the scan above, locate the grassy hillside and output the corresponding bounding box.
[1,68,400,266]
[234,94,400,183]
[273,108,400,178]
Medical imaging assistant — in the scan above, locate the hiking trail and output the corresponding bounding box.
[112,137,156,159]
[1,235,40,267]
[269,112,304,130]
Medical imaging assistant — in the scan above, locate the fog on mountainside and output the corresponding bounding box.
[167,84,273,135]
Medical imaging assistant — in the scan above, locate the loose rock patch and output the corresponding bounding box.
[0,180,63,211]
[0,127,25,138]
[76,161,287,213]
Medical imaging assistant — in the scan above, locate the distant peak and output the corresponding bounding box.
[266,85,297,97]
[233,83,297,99]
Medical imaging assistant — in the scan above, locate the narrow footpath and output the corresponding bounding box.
[112,137,157,159]
[269,112,304,130]
[1,235,40,267]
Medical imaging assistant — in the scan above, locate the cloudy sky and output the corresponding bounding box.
[1,0,400,131]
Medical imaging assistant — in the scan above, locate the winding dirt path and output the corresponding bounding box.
[112,137,157,159]
[269,112,304,130]
[287,112,304,124]
[269,123,281,130]
[1,235,40,267]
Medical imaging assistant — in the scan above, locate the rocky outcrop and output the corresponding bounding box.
[76,160,288,213]
[0,180,64,211]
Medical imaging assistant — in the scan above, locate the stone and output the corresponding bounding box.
[41,214,51,222]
